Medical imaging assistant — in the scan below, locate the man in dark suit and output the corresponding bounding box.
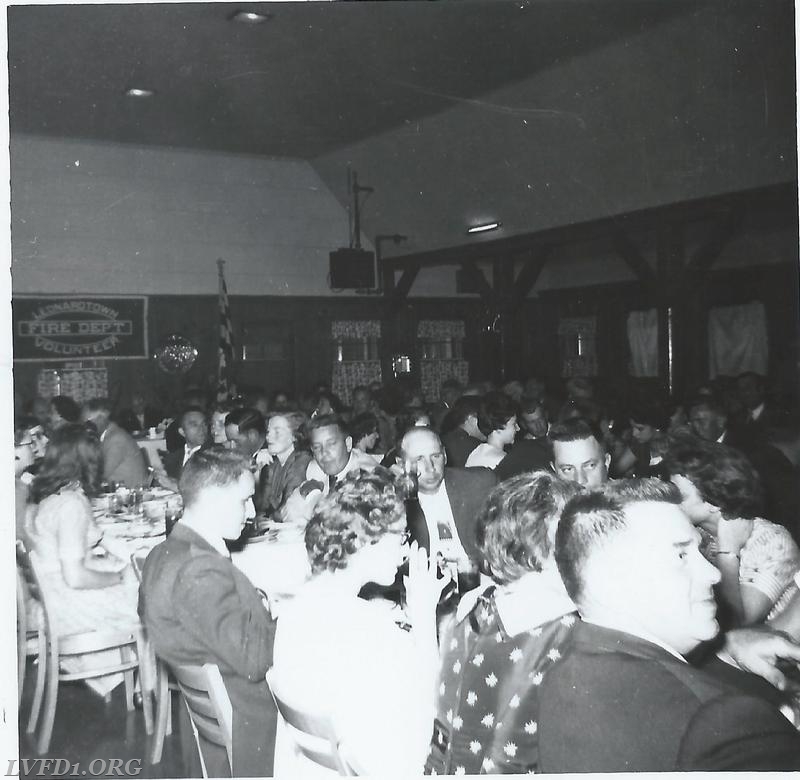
[495,396,551,481]
[537,481,800,772]
[158,406,210,486]
[400,427,496,570]
[441,396,485,468]
[116,392,162,434]
[139,446,277,777]
[81,398,147,487]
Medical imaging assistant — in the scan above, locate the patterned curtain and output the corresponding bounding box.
[417,320,469,401]
[331,321,382,404]
[708,302,768,378]
[627,309,659,377]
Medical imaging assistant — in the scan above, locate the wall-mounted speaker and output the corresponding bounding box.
[329,248,375,289]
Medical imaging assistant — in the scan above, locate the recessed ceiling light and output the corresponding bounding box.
[467,221,502,234]
[125,88,155,98]
[231,10,272,24]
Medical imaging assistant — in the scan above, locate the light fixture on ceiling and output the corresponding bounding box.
[467,221,502,234]
[125,87,155,98]
[230,10,272,24]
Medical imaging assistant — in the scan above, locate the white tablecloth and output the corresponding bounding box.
[135,435,167,472]
[231,526,310,616]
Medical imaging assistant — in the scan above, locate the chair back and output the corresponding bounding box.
[16,541,50,636]
[170,663,234,776]
[130,551,148,583]
[266,668,357,775]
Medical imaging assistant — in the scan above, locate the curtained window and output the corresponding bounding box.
[708,301,768,378]
[627,309,659,378]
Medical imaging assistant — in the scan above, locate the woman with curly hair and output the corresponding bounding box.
[428,471,582,774]
[24,423,139,695]
[271,467,446,775]
[662,437,800,627]
[465,391,519,469]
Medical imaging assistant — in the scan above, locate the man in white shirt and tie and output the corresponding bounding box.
[399,427,496,572]
[279,413,376,524]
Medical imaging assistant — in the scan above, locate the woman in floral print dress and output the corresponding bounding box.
[426,471,582,774]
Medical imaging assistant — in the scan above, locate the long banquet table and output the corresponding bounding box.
[92,492,310,614]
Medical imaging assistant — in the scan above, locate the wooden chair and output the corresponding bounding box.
[169,663,233,777]
[16,546,47,729]
[266,668,359,775]
[19,547,150,753]
[130,551,175,764]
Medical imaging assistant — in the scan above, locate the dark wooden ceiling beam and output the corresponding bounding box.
[460,260,494,302]
[381,183,795,271]
[687,207,746,274]
[612,229,657,288]
[511,246,551,310]
[391,262,420,304]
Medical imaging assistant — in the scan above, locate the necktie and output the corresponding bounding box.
[328,474,340,494]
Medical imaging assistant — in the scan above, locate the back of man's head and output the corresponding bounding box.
[556,478,681,605]
[451,396,483,428]
[179,445,250,508]
[224,407,266,437]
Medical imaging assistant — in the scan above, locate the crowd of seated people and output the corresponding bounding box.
[15,369,800,773]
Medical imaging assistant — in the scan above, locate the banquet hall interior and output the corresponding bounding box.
[8,0,800,776]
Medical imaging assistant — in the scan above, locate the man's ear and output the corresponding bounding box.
[345,435,353,452]
[178,426,186,439]
[604,452,612,470]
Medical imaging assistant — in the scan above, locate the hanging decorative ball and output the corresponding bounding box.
[153,334,198,374]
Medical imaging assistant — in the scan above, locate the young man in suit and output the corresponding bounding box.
[155,406,210,491]
[81,398,147,487]
[536,480,800,771]
[139,446,277,776]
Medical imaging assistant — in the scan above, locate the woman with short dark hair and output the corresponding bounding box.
[465,392,518,469]
[271,468,445,775]
[662,438,800,626]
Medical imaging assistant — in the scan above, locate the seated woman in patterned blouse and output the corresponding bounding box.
[663,438,800,627]
[427,471,582,775]
[271,468,446,775]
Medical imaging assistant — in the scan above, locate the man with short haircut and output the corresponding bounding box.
[225,407,267,462]
[400,427,495,570]
[139,446,277,777]
[81,398,147,487]
[495,396,551,481]
[549,417,610,488]
[158,406,210,487]
[441,396,485,468]
[279,413,375,523]
[536,480,800,771]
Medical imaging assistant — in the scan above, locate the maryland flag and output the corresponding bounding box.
[216,259,236,401]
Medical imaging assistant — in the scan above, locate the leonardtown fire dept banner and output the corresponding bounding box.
[13,296,148,361]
